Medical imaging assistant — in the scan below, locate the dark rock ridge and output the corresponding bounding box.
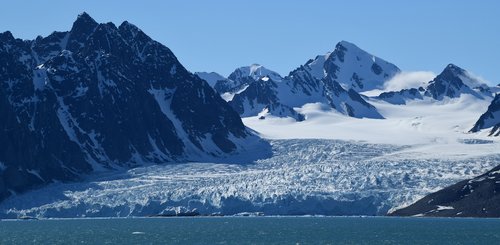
[0,12,267,202]
[470,94,500,136]
[378,64,490,104]
[377,88,424,105]
[389,164,500,217]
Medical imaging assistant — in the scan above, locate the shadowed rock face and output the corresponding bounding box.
[424,64,479,100]
[0,12,266,202]
[470,94,500,136]
[389,164,500,217]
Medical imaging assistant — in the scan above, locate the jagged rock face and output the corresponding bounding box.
[284,54,329,99]
[0,13,262,202]
[320,76,383,118]
[424,64,481,100]
[323,41,400,92]
[228,77,305,121]
[390,164,500,217]
[470,94,500,136]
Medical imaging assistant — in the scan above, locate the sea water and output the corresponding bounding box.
[1,216,499,244]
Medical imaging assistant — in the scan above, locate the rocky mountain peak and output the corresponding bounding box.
[424,63,480,100]
[0,13,269,203]
[0,31,14,42]
[323,40,400,92]
[439,63,467,82]
[71,12,98,35]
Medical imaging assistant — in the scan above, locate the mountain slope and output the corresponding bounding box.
[389,164,500,217]
[0,12,268,202]
[323,41,400,92]
[228,77,305,120]
[470,94,500,136]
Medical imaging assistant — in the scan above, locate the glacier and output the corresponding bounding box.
[1,139,498,218]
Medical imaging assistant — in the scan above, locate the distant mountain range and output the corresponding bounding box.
[198,41,402,121]
[196,43,498,135]
[0,12,268,202]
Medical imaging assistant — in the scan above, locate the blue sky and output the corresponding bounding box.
[0,0,498,85]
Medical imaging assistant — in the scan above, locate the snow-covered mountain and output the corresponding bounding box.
[470,94,500,136]
[323,41,400,92]
[0,13,268,203]
[390,163,500,217]
[218,41,393,120]
[377,64,491,104]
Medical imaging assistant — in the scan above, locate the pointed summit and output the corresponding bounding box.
[323,40,400,92]
[77,12,93,20]
[71,12,98,33]
[336,40,361,51]
[437,64,466,84]
[424,64,481,100]
[0,31,14,42]
[441,63,466,77]
[118,20,152,46]
[67,12,99,51]
[118,21,141,36]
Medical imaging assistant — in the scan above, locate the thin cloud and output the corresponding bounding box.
[464,71,494,87]
[383,71,436,91]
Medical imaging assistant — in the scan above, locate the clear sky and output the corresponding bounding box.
[0,0,498,85]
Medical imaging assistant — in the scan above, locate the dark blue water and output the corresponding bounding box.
[1,217,499,244]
